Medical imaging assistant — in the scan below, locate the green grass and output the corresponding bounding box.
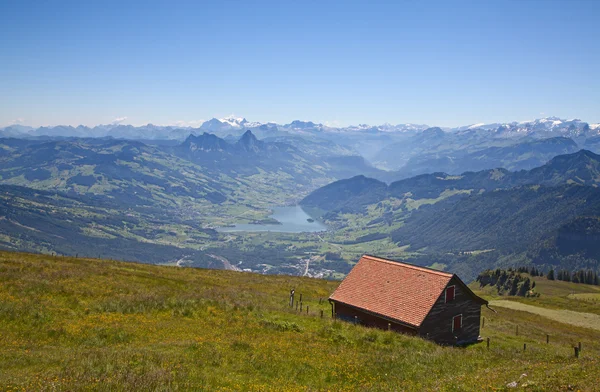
[489,300,600,331]
[428,262,447,271]
[567,293,600,303]
[477,276,600,316]
[1,251,600,391]
[404,189,472,211]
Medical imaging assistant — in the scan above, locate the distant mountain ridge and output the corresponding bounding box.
[5,117,600,178]
[3,116,599,141]
[301,149,600,214]
[391,137,580,178]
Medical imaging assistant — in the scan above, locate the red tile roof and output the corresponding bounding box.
[329,255,454,327]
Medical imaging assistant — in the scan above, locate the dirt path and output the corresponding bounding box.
[302,255,320,276]
[208,254,241,271]
[490,300,600,331]
[303,257,310,276]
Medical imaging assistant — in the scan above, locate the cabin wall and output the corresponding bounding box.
[333,302,417,335]
[419,276,482,345]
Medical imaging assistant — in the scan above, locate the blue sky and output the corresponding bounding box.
[1,0,599,127]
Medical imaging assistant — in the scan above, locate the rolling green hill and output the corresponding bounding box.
[1,251,599,391]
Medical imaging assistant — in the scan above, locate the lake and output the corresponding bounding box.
[218,205,327,233]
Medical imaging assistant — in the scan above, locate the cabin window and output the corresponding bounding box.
[445,286,456,303]
[452,314,462,332]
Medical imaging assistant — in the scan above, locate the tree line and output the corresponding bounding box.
[546,268,599,285]
[516,266,543,276]
[476,269,538,297]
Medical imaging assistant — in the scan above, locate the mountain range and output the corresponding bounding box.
[3,116,599,141]
[301,149,600,213]
[4,116,600,179]
[2,117,600,279]
[0,131,379,214]
[301,149,600,280]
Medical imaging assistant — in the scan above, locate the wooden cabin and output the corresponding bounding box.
[328,255,487,345]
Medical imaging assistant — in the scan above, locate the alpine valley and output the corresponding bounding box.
[1,116,600,280]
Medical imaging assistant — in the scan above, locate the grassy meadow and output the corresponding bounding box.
[1,251,599,391]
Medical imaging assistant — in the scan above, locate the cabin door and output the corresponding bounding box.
[452,314,462,332]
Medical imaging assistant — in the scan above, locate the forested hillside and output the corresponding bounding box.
[301,150,600,278]
[302,150,600,215]
[390,185,600,254]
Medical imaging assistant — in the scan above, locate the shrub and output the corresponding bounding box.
[260,319,302,332]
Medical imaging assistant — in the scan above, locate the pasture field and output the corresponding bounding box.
[489,300,600,331]
[1,251,599,391]
[484,277,600,316]
[568,293,600,303]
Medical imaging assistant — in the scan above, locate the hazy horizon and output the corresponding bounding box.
[3,114,598,130]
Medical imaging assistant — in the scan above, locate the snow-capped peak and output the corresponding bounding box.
[219,116,247,127]
[467,123,485,129]
[218,115,262,128]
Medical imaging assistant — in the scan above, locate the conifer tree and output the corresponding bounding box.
[509,278,519,296]
[518,278,531,296]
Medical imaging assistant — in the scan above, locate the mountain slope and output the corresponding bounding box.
[173,130,389,185]
[301,175,388,213]
[302,150,600,278]
[302,150,600,214]
[0,138,232,209]
[394,137,580,178]
[172,130,330,184]
[390,185,600,255]
[0,185,218,264]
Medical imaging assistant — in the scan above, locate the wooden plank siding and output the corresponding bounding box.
[333,302,418,335]
[419,276,482,345]
[332,276,483,345]
[328,255,486,345]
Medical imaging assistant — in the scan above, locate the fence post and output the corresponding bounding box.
[523,343,526,351]
[487,337,490,350]
[516,325,518,336]
[546,334,549,344]
[320,310,323,318]
[306,306,309,315]
[574,346,579,358]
